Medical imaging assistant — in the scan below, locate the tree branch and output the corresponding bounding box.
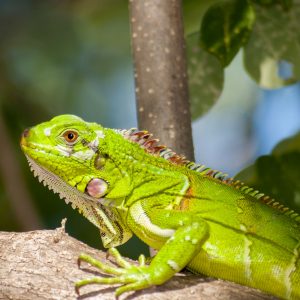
[0,221,276,300]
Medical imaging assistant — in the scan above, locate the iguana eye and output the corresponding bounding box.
[63,130,78,144]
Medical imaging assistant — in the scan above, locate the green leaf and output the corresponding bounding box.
[186,33,224,120]
[244,2,300,88]
[237,132,300,214]
[272,132,300,155]
[182,0,220,35]
[200,0,256,67]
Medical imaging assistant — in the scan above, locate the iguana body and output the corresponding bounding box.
[20,115,300,299]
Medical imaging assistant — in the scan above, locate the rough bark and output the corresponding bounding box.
[0,222,276,300]
[129,0,194,161]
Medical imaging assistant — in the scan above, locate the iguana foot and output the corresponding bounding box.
[76,248,151,297]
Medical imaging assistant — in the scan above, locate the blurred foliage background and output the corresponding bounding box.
[0,0,300,259]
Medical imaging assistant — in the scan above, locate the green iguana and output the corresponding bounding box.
[20,114,300,299]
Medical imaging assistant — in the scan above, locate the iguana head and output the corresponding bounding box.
[20,114,109,194]
[20,114,133,247]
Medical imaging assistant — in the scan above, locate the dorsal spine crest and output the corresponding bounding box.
[120,127,300,223]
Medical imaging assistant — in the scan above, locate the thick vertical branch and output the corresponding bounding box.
[129,0,194,161]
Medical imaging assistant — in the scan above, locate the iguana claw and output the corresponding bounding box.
[75,248,151,297]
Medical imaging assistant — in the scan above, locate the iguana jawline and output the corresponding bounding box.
[25,154,103,208]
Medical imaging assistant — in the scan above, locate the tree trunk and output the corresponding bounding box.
[129,0,194,161]
[0,223,276,300]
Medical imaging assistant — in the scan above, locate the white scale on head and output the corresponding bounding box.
[44,127,51,137]
[72,149,95,160]
[95,130,105,139]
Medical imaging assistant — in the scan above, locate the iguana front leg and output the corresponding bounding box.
[76,201,209,297]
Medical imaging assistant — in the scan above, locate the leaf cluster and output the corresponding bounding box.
[185,0,300,119]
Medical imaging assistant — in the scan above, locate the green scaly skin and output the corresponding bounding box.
[20,115,300,299]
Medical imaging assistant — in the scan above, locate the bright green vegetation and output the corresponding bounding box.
[20,115,300,298]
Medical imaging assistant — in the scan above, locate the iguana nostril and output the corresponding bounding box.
[20,128,31,147]
[22,128,30,138]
